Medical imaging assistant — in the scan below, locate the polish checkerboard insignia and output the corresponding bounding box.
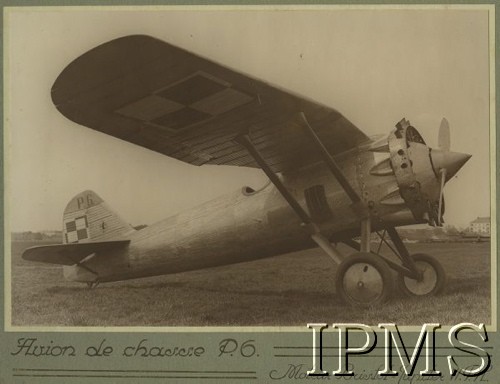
[115,71,253,133]
[64,216,89,243]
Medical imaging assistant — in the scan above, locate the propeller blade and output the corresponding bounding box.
[437,168,447,226]
[438,118,451,152]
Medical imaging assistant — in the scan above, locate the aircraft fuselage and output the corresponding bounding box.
[63,142,423,283]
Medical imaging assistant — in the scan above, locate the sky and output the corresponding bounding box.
[6,6,492,232]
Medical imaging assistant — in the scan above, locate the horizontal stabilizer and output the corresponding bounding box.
[22,240,130,266]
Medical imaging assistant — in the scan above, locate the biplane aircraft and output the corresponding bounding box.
[23,35,471,306]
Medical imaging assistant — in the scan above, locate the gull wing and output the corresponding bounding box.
[52,35,369,173]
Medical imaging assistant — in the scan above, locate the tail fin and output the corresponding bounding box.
[62,190,134,244]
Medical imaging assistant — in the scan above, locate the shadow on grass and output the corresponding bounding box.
[47,284,339,303]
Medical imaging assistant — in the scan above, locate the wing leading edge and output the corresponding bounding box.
[52,35,369,173]
[22,240,130,266]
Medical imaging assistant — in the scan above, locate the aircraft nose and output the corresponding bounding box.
[430,149,472,181]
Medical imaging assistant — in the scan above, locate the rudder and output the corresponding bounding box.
[63,190,134,244]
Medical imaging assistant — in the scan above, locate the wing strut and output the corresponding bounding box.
[236,134,344,264]
[296,112,371,251]
[297,112,362,204]
[385,227,421,278]
[236,135,311,224]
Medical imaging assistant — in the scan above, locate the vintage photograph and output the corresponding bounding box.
[6,7,493,327]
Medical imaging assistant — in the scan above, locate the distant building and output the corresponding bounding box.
[467,217,490,236]
[11,230,62,241]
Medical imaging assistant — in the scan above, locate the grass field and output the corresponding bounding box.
[10,240,491,327]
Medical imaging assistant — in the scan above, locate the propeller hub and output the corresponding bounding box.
[430,149,472,182]
[385,118,472,227]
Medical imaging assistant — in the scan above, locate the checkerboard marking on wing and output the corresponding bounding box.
[64,216,89,243]
[115,71,254,133]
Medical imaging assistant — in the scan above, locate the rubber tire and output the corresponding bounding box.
[397,253,446,297]
[335,252,394,307]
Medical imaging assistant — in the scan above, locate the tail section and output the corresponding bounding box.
[63,190,134,244]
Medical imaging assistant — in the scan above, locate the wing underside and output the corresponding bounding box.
[52,35,369,173]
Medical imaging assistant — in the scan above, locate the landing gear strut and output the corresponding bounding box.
[396,253,446,296]
[336,219,394,307]
[342,227,446,304]
[383,227,446,297]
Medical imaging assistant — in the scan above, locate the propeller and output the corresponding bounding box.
[437,168,446,225]
[438,117,450,152]
[436,118,450,225]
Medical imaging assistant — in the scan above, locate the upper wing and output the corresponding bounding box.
[52,35,369,173]
[22,240,130,266]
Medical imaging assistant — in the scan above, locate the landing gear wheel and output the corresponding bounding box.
[397,253,446,297]
[336,252,394,307]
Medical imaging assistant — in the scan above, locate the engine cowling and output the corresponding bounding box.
[387,118,471,226]
[388,119,441,225]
